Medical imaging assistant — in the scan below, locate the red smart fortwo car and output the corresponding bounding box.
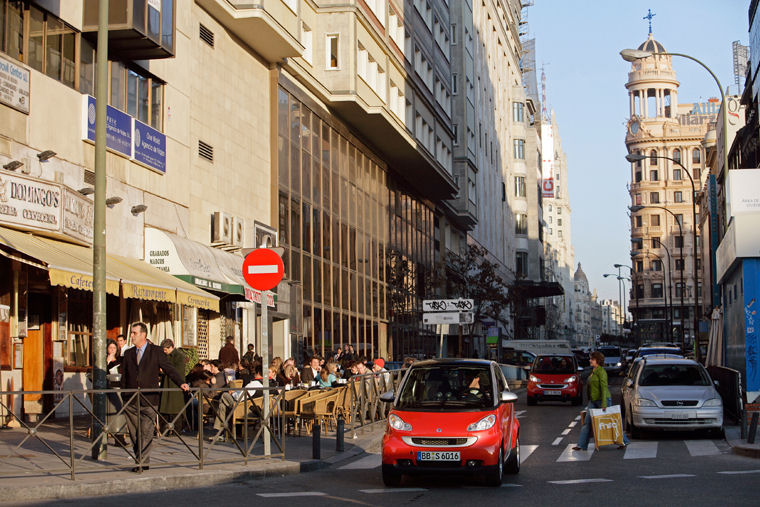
[380,359,520,487]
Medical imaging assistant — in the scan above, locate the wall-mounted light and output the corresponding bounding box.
[78,187,95,196]
[105,196,123,208]
[37,150,56,162]
[131,204,148,216]
[2,160,23,171]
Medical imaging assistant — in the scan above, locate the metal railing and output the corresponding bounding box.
[345,369,404,430]
[0,385,285,480]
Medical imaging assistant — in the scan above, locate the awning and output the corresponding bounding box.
[0,226,219,311]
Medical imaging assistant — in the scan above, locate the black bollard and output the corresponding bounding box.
[312,423,321,460]
[336,414,345,452]
[748,412,759,444]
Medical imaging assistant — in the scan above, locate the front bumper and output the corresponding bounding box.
[527,383,580,401]
[382,428,503,471]
[632,406,723,430]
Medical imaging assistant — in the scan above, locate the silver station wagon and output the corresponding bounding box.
[621,357,723,437]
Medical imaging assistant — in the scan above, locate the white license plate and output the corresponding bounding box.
[669,411,693,420]
[417,451,460,462]
[544,390,562,396]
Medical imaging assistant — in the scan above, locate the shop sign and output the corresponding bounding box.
[541,123,554,198]
[82,95,132,158]
[0,54,30,114]
[133,119,166,173]
[244,286,275,308]
[0,172,93,244]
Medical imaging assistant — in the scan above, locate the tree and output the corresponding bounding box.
[446,243,511,355]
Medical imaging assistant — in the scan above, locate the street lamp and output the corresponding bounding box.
[631,204,684,346]
[621,47,727,361]
[626,152,699,347]
[603,272,624,336]
[614,263,636,338]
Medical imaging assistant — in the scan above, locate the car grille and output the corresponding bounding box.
[645,418,716,425]
[539,384,568,389]
[412,438,469,446]
[661,400,699,407]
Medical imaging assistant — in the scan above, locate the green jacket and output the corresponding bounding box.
[587,366,611,408]
[159,349,187,414]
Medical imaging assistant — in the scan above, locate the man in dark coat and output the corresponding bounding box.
[158,339,187,432]
[121,322,188,472]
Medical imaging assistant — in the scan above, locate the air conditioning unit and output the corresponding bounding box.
[232,216,244,247]
[254,220,278,248]
[211,211,232,245]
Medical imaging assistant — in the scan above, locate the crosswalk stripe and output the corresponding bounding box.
[717,469,760,475]
[561,428,572,435]
[684,440,720,457]
[624,441,658,460]
[556,443,595,462]
[639,474,695,480]
[549,478,612,485]
[257,492,326,497]
[520,444,539,464]
[568,421,577,428]
[360,488,428,494]
[552,437,564,446]
[339,453,381,470]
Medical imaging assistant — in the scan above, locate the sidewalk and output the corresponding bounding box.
[0,420,387,503]
[725,425,760,459]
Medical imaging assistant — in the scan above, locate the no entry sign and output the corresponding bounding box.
[242,248,284,291]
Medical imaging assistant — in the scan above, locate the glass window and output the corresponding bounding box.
[651,214,660,226]
[649,149,657,165]
[326,34,339,68]
[161,0,174,51]
[28,6,44,72]
[151,80,163,129]
[513,139,525,159]
[650,170,658,181]
[649,192,659,204]
[639,364,710,386]
[674,191,683,203]
[5,1,24,60]
[514,176,526,197]
[673,169,681,180]
[80,37,96,96]
[516,251,528,277]
[651,283,663,298]
[673,148,681,163]
[515,214,528,235]
[110,61,126,111]
[692,148,701,163]
[652,237,660,248]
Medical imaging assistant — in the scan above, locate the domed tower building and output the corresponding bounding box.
[625,33,715,344]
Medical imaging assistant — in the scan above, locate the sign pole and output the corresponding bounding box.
[438,325,445,358]
[261,290,270,456]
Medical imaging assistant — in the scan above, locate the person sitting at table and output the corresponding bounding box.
[301,356,321,384]
[281,364,300,387]
[210,363,264,442]
[319,361,338,388]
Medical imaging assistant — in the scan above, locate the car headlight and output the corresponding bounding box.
[467,414,496,431]
[616,362,622,367]
[388,414,412,431]
[635,398,656,407]
[529,375,540,383]
[703,398,722,407]
[563,376,577,383]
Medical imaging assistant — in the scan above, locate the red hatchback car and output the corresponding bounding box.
[381,359,520,487]
[526,354,583,405]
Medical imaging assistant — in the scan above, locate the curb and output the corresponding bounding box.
[728,441,760,459]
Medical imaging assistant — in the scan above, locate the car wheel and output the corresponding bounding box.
[527,396,537,406]
[382,465,403,487]
[505,436,520,475]
[626,409,641,439]
[485,446,504,486]
[709,426,725,439]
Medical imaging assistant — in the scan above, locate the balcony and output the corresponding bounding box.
[83,0,177,59]
[195,0,303,63]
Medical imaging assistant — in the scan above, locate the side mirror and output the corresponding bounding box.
[379,391,395,403]
[501,391,518,403]
[625,378,633,388]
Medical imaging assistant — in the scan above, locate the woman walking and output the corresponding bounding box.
[573,350,629,451]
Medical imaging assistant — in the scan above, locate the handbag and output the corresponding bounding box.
[589,405,624,447]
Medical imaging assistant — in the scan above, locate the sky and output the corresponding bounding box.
[528,0,749,305]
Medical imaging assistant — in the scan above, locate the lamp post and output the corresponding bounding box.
[614,263,636,338]
[621,47,726,361]
[631,205,684,348]
[626,152,700,352]
[603,272,624,336]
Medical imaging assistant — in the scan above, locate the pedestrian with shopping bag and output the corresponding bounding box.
[573,350,629,451]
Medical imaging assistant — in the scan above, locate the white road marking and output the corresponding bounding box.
[339,453,381,470]
[501,484,522,487]
[684,440,721,456]
[717,469,760,475]
[556,443,595,462]
[561,428,572,435]
[574,415,581,421]
[257,492,327,497]
[515,410,527,418]
[520,444,539,464]
[568,421,577,428]
[639,474,695,480]
[549,478,612,485]
[248,265,279,274]
[552,437,564,446]
[623,441,658,460]
[359,488,428,494]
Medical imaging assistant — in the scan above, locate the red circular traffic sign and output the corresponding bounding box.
[242,248,284,291]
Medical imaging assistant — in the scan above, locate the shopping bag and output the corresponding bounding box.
[589,405,624,447]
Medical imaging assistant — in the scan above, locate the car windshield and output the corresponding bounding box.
[599,347,621,357]
[640,348,681,357]
[532,356,575,374]
[638,364,711,386]
[396,365,494,411]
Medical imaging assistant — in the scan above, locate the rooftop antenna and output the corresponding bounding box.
[643,9,656,34]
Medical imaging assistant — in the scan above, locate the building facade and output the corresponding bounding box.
[625,33,713,345]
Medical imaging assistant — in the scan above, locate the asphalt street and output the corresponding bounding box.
[24,377,760,507]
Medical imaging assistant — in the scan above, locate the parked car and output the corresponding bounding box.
[572,349,590,368]
[621,357,723,437]
[502,349,537,367]
[381,359,520,487]
[598,346,623,375]
[526,354,583,405]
